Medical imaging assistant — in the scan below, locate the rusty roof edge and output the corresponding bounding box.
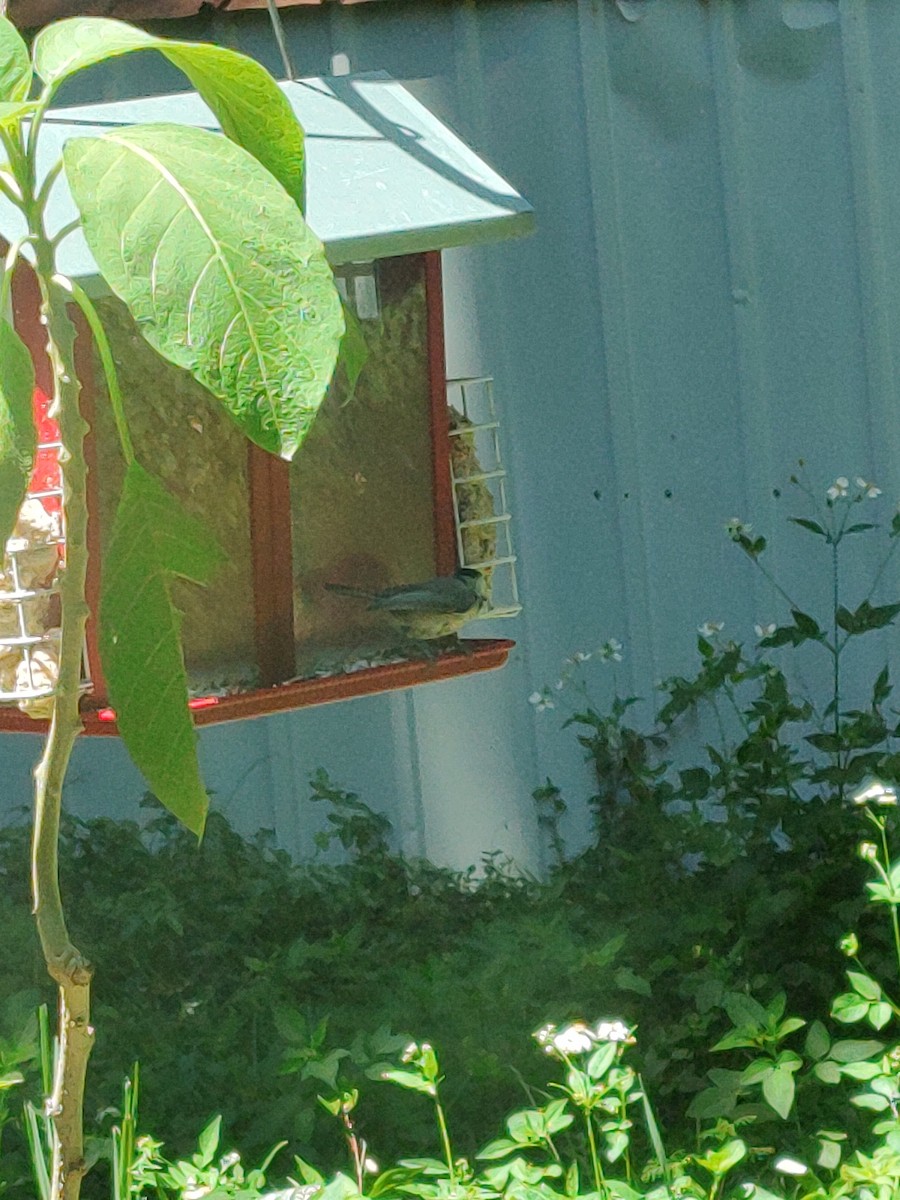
[9,0,396,32]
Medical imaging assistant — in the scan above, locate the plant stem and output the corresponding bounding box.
[584,1111,605,1197]
[741,549,803,615]
[831,540,843,801]
[55,277,134,465]
[875,820,900,989]
[867,532,900,602]
[339,1108,365,1193]
[434,1097,457,1190]
[27,220,94,1200]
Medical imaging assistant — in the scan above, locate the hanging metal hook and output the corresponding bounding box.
[265,0,297,82]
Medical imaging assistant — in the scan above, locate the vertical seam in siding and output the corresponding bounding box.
[705,1,780,613]
[837,0,900,481]
[390,691,429,859]
[448,2,546,861]
[266,716,304,856]
[575,0,655,692]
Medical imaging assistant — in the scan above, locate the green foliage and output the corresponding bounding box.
[0,319,36,551]
[0,10,346,849]
[7,472,900,1199]
[99,463,227,836]
[0,18,30,104]
[32,18,306,210]
[0,14,348,1197]
[63,122,342,460]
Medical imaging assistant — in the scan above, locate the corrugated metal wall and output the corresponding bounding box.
[4,0,900,865]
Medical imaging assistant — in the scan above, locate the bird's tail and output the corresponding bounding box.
[325,582,377,601]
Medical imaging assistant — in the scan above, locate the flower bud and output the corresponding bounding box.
[839,932,859,957]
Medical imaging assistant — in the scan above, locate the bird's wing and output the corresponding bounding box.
[325,583,377,600]
[372,580,477,614]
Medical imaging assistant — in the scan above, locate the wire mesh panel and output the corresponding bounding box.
[447,376,521,619]
[0,387,88,713]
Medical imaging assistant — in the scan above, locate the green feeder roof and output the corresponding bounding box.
[2,71,533,278]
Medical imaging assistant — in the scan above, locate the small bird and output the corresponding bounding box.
[325,567,490,640]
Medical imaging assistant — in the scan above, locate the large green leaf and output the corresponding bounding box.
[99,463,227,836]
[63,123,343,459]
[332,300,369,403]
[0,100,35,127]
[0,319,36,551]
[0,18,31,104]
[33,18,305,208]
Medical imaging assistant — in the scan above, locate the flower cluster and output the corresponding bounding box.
[528,641,624,712]
[725,517,752,540]
[533,1019,634,1058]
[401,1039,433,1064]
[853,780,898,807]
[698,621,724,639]
[599,638,623,663]
[826,475,882,501]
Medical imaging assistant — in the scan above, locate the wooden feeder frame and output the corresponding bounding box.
[0,250,514,736]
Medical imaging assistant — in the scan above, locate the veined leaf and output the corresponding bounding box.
[694,1138,746,1175]
[0,319,36,550]
[196,1115,221,1166]
[790,516,827,537]
[848,970,882,1001]
[0,99,35,126]
[63,124,343,459]
[804,1020,830,1061]
[33,18,304,207]
[99,463,227,836]
[335,302,369,402]
[380,1069,436,1096]
[830,1039,884,1063]
[0,18,31,104]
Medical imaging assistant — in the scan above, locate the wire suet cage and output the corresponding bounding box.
[448,376,521,620]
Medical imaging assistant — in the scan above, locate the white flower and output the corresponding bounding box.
[827,476,850,500]
[755,623,776,638]
[594,1019,632,1043]
[528,690,555,712]
[571,650,592,664]
[554,680,565,690]
[698,621,724,638]
[551,1023,595,1056]
[533,1023,557,1048]
[599,638,624,662]
[725,518,751,539]
[218,1152,240,1172]
[401,1041,419,1063]
[774,1157,808,1176]
[183,1186,212,1200]
[856,477,882,499]
[853,780,898,807]
[858,842,879,862]
[364,1159,379,1175]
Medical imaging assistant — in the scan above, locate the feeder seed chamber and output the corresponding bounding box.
[0,73,533,733]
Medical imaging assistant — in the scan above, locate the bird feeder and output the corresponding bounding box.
[0,72,533,733]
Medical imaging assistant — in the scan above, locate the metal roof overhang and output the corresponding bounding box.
[0,71,534,280]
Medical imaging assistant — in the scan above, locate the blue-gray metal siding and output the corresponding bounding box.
[3,0,899,865]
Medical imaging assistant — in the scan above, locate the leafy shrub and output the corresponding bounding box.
[0,472,899,1196]
[27,793,900,1200]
